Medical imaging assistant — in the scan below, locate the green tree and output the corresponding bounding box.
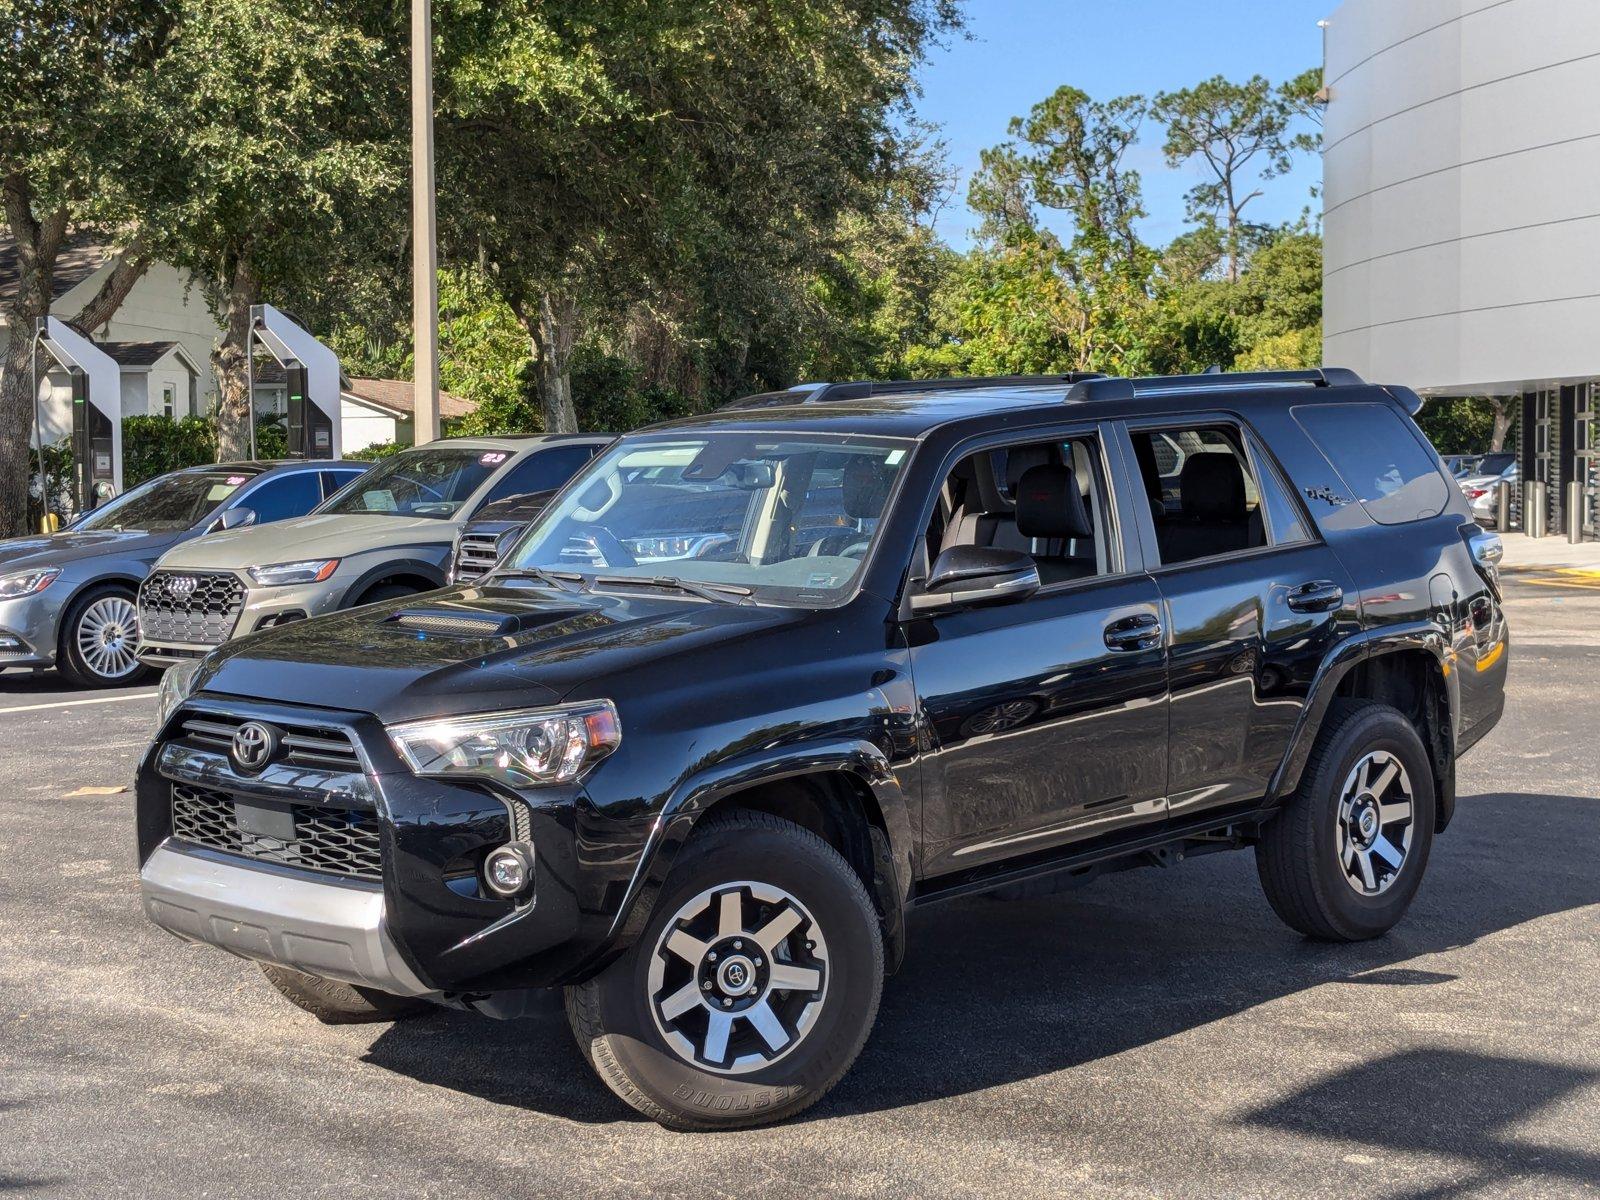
[0,0,176,534]
[1152,75,1296,283]
[434,0,959,433]
[125,0,406,460]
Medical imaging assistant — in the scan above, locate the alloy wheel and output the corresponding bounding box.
[647,881,829,1075]
[75,595,141,681]
[1335,750,1414,896]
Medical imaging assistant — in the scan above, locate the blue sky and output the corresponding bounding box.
[913,0,1332,250]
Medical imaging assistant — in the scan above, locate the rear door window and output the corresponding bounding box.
[1294,403,1450,525]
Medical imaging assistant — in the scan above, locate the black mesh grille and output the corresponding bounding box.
[170,784,382,881]
[140,570,246,647]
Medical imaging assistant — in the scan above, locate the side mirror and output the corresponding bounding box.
[909,546,1040,615]
[207,506,257,534]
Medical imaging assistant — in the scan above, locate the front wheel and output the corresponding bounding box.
[1256,699,1436,941]
[566,810,884,1129]
[58,584,151,688]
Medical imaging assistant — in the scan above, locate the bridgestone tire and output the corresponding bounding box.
[258,963,434,1025]
[1256,699,1436,941]
[565,810,884,1130]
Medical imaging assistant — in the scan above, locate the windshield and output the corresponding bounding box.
[501,433,912,604]
[1477,453,1516,476]
[317,447,505,519]
[72,470,254,532]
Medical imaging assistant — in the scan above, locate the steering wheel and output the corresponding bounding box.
[404,475,447,502]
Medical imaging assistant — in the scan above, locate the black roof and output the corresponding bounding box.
[0,231,108,305]
[102,340,184,368]
[651,369,1411,440]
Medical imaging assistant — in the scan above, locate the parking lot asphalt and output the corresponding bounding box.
[2,576,1597,1199]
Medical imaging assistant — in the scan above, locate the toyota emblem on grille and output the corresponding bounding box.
[169,575,198,599]
[230,721,278,773]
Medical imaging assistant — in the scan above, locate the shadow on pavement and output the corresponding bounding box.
[1237,1046,1599,1199]
[361,791,1599,1129]
[0,670,148,696]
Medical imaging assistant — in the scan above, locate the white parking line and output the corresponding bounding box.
[0,690,159,714]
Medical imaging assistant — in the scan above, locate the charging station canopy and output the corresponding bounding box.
[36,316,123,505]
[251,303,341,459]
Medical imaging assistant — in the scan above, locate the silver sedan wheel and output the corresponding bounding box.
[74,595,141,681]
[1336,750,1414,896]
[647,881,829,1076]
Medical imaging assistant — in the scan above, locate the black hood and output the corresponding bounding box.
[195,580,804,724]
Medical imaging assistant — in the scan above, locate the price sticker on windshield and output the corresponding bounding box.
[225,475,248,485]
[479,452,509,466]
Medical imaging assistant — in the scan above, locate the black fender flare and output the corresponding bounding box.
[1266,619,1460,825]
[336,556,447,609]
[603,737,915,970]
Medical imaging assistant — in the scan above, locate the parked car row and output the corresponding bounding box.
[1450,450,1518,524]
[0,435,608,687]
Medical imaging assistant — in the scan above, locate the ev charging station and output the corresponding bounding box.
[34,316,123,511]
[249,303,341,460]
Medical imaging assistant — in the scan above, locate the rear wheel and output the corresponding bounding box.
[1256,699,1436,941]
[58,585,151,688]
[566,810,883,1129]
[257,963,433,1024]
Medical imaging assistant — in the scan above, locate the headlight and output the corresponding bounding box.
[153,657,203,734]
[388,702,620,788]
[248,559,340,587]
[0,567,61,599]
[622,533,732,562]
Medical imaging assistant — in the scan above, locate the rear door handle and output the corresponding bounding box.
[1104,613,1162,651]
[1287,580,1344,613]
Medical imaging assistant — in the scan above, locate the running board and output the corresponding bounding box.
[910,804,1270,908]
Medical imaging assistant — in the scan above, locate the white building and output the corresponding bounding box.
[0,235,223,414]
[1321,0,1600,536]
[3,233,458,457]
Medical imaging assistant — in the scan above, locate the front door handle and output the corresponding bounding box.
[1287,580,1344,613]
[1104,613,1162,651]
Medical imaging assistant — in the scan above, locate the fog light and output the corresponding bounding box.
[484,842,534,898]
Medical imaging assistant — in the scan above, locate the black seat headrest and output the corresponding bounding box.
[1004,444,1055,494]
[842,456,895,518]
[1179,454,1246,520]
[1016,464,1093,540]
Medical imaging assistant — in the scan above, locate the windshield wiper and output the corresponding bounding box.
[593,574,755,605]
[487,567,589,593]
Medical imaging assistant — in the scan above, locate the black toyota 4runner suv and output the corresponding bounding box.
[136,369,1508,1129]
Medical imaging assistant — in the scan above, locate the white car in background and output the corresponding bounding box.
[1458,452,1518,523]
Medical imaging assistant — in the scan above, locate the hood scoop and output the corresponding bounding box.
[388,605,564,638]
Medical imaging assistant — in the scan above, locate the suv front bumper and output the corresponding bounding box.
[141,841,434,996]
[134,696,631,997]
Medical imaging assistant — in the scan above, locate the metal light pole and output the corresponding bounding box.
[411,0,441,446]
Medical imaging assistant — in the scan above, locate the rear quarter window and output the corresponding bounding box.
[1293,402,1450,525]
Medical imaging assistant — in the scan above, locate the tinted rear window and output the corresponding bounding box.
[1294,403,1450,525]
